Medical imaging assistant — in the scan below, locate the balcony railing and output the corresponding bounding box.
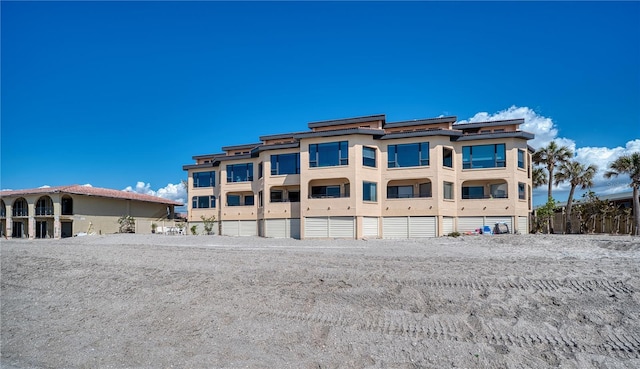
[387,194,432,199]
[12,209,28,217]
[309,194,350,199]
[462,194,508,199]
[36,207,54,216]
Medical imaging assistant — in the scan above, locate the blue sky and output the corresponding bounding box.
[2,1,639,207]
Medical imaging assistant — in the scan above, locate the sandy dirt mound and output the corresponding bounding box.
[2,234,639,368]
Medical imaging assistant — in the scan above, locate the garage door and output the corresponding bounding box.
[265,218,301,239]
[383,217,409,239]
[363,217,379,238]
[305,217,354,238]
[518,216,529,234]
[457,217,484,233]
[222,221,239,236]
[304,217,329,238]
[328,217,355,238]
[409,217,437,238]
[442,217,454,236]
[239,220,257,236]
[222,220,257,236]
[485,217,512,234]
[266,219,286,238]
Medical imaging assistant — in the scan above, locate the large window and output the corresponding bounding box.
[12,198,28,216]
[387,183,431,198]
[309,141,348,167]
[363,147,376,167]
[363,182,377,202]
[462,186,485,199]
[462,144,506,169]
[227,194,254,206]
[193,171,215,188]
[518,149,526,169]
[388,142,429,168]
[227,163,253,182]
[519,182,526,200]
[271,153,300,175]
[192,196,216,209]
[310,184,349,199]
[443,147,453,168]
[444,182,454,200]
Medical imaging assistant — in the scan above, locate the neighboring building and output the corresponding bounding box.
[183,114,534,239]
[0,185,182,239]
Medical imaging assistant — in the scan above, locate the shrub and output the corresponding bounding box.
[190,225,198,235]
[448,231,461,238]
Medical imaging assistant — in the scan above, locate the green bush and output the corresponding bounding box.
[447,231,461,238]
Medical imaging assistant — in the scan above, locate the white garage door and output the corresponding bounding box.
[518,216,529,234]
[304,217,329,238]
[457,217,484,233]
[329,217,355,238]
[485,217,513,234]
[363,217,379,238]
[383,217,409,239]
[442,217,454,236]
[409,217,437,238]
[265,218,301,239]
[266,219,287,238]
[222,220,257,236]
[221,221,239,236]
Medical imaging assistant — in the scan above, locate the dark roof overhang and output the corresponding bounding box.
[307,114,386,129]
[384,116,457,128]
[453,118,525,130]
[453,131,534,142]
[250,142,300,157]
[294,128,386,139]
[379,129,463,140]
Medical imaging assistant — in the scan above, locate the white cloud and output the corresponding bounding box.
[82,183,93,187]
[460,106,639,205]
[123,181,187,206]
[38,185,51,188]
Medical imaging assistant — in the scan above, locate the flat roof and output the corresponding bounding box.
[385,116,457,128]
[294,127,386,139]
[453,118,525,130]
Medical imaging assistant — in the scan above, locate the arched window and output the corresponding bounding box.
[13,198,28,217]
[61,196,73,215]
[36,196,54,216]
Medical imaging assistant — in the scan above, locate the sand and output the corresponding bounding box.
[1,233,639,369]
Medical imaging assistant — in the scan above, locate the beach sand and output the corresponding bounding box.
[2,233,639,368]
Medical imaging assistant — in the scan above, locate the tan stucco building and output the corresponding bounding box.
[183,114,534,239]
[0,185,182,239]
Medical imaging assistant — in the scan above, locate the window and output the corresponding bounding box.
[363,182,377,202]
[518,149,525,169]
[490,183,508,198]
[363,147,376,167]
[388,142,429,168]
[193,171,215,188]
[36,197,53,216]
[462,186,484,199]
[258,191,263,207]
[443,147,453,168]
[387,183,431,198]
[419,183,432,197]
[462,144,506,169]
[311,185,343,198]
[12,199,28,216]
[270,190,283,202]
[245,195,254,206]
[518,182,526,200]
[309,141,348,167]
[227,194,240,206]
[387,185,413,199]
[192,196,216,208]
[227,163,253,182]
[258,162,263,179]
[271,153,300,175]
[288,191,300,202]
[61,196,73,215]
[444,182,454,200]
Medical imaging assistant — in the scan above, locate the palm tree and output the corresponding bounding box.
[533,167,548,189]
[533,141,573,233]
[604,152,640,236]
[554,161,597,234]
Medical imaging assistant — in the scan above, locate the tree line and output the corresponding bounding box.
[532,142,639,236]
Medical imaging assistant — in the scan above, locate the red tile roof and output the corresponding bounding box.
[0,185,183,206]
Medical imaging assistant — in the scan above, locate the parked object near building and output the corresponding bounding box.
[0,185,182,239]
[183,114,534,239]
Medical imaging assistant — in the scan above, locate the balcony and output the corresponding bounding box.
[36,207,54,216]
